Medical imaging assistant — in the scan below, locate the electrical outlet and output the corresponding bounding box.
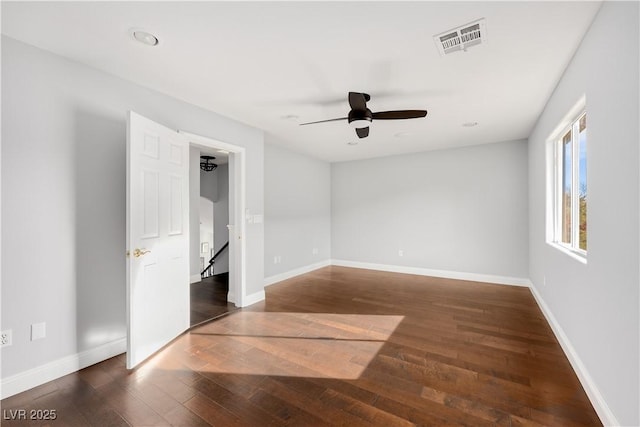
[1,330,12,347]
[312,248,319,255]
[398,250,404,257]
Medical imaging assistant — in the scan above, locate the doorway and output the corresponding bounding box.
[190,149,234,326]
[181,131,247,326]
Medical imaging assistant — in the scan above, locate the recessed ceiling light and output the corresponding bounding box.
[133,30,159,46]
[217,150,230,154]
[347,141,359,145]
[462,121,478,127]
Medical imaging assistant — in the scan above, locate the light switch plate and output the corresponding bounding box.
[31,322,46,341]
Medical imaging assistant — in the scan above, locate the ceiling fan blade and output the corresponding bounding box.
[372,110,428,120]
[299,117,347,126]
[348,92,369,111]
[356,127,369,138]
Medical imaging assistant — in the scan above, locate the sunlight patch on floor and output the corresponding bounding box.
[147,312,404,379]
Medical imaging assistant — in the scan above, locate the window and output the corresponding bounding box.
[553,112,587,255]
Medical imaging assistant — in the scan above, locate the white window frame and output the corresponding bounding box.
[552,111,587,260]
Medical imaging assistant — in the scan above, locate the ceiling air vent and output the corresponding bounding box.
[434,18,486,56]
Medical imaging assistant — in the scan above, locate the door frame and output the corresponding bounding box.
[179,131,246,307]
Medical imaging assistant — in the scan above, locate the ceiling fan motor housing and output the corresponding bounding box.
[348,108,372,128]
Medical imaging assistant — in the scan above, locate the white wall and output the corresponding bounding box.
[528,3,638,425]
[189,147,201,280]
[331,140,529,280]
[264,141,331,278]
[1,37,265,382]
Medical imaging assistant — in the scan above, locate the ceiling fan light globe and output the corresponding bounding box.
[349,118,371,129]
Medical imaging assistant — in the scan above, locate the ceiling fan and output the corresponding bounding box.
[300,92,428,138]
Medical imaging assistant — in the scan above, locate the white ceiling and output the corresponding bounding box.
[2,1,601,162]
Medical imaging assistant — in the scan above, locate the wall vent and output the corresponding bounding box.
[434,18,486,56]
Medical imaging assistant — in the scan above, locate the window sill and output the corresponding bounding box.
[548,242,587,264]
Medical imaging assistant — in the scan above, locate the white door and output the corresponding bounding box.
[126,111,190,369]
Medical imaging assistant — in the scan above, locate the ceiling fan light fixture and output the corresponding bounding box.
[200,155,217,172]
[349,118,371,129]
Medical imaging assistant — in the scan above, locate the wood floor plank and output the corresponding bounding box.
[161,404,213,427]
[60,383,130,427]
[95,381,169,426]
[182,394,243,426]
[258,377,372,427]
[191,375,284,426]
[248,388,330,425]
[144,371,201,404]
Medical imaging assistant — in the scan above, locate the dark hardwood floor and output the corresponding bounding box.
[190,273,236,327]
[1,266,601,426]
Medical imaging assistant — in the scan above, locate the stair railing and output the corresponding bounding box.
[200,241,229,278]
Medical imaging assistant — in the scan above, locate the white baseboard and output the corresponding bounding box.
[330,259,531,287]
[264,260,332,287]
[190,274,201,284]
[0,338,126,400]
[241,290,265,307]
[529,284,618,427]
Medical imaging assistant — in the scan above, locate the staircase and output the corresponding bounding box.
[200,241,229,279]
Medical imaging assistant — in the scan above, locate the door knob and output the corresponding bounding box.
[133,248,151,258]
